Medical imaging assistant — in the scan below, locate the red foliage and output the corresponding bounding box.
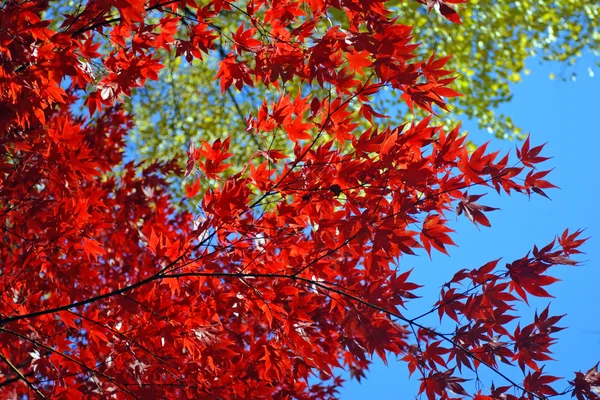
[0,0,594,399]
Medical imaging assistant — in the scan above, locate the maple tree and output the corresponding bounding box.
[0,0,597,399]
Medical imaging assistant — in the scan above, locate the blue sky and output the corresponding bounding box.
[338,54,600,398]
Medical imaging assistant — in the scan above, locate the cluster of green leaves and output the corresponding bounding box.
[384,0,600,139]
[127,50,251,162]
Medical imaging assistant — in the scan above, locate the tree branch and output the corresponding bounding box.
[161,271,545,400]
[0,353,45,399]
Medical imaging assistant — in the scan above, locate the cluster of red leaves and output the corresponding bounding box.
[0,0,596,399]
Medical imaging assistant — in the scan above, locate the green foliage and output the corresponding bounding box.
[383,0,600,139]
[126,52,254,164]
[124,12,308,168]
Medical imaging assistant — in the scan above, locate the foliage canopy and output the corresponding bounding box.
[0,0,596,399]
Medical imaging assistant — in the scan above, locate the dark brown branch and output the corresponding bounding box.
[0,327,139,398]
[0,230,217,326]
[0,353,45,399]
[0,371,32,389]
